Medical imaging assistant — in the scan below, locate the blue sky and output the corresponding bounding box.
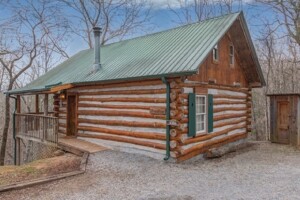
[65,1,275,55]
[0,0,277,57]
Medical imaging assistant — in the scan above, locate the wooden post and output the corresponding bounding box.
[44,94,48,116]
[43,94,48,140]
[16,138,21,165]
[35,95,39,131]
[35,94,39,114]
[16,95,21,165]
[16,95,21,113]
[16,95,21,136]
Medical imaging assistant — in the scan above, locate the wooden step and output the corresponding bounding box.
[58,137,108,156]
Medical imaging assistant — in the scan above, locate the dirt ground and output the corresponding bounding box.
[1,141,300,200]
[0,153,81,186]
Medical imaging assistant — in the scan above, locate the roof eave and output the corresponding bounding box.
[238,12,266,87]
[5,70,197,95]
[5,88,50,95]
[72,71,197,86]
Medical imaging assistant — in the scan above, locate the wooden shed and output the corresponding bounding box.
[7,12,265,162]
[268,94,300,145]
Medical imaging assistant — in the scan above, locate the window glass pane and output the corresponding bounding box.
[230,45,234,54]
[200,104,205,113]
[200,115,205,124]
[213,44,218,61]
[195,96,206,132]
[196,104,199,113]
[197,115,201,122]
[199,97,204,104]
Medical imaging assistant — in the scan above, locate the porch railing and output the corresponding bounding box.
[15,113,59,145]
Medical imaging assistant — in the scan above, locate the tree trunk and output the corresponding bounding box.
[0,93,11,165]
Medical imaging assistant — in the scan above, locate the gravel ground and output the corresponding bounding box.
[1,141,300,200]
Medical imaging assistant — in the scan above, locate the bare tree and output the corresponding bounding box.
[168,0,243,24]
[0,0,69,165]
[217,0,243,14]
[255,0,300,46]
[168,0,214,24]
[60,0,152,47]
[257,25,277,140]
[252,13,300,140]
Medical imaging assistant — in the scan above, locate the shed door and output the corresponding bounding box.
[277,101,290,144]
[67,95,77,136]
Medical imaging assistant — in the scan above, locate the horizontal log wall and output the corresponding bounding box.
[54,77,251,161]
[170,79,250,162]
[68,79,169,157]
[54,94,67,134]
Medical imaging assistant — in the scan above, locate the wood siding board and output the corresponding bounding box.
[228,20,261,84]
[291,96,298,145]
[77,118,166,128]
[78,88,167,95]
[187,34,248,87]
[77,126,165,140]
[73,80,165,91]
[78,133,166,150]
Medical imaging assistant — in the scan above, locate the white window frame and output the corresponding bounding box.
[229,44,234,66]
[196,95,207,134]
[212,44,219,62]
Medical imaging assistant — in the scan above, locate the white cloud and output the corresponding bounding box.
[148,0,187,9]
[148,0,254,10]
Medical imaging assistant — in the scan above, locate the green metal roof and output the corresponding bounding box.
[8,12,262,94]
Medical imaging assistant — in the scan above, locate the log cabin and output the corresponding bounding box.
[7,12,265,162]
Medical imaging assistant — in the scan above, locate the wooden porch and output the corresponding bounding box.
[15,113,107,157]
[15,113,59,146]
[13,92,107,163]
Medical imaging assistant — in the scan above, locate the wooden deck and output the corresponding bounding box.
[58,137,108,154]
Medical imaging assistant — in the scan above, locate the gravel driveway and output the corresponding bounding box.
[1,141,300,200]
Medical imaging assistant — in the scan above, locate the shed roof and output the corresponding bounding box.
[7,12,264,94]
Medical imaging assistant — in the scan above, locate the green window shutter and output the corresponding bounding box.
[207,94,214,133]
[188,93,196,137]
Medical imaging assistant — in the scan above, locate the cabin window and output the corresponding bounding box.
[196,95,206,133]
[212,44,219,62]
[229,44,234,65]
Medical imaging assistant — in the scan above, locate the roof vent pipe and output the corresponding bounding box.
[93,27,102,71]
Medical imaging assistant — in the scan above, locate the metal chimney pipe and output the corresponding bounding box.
[93,27,101,71]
